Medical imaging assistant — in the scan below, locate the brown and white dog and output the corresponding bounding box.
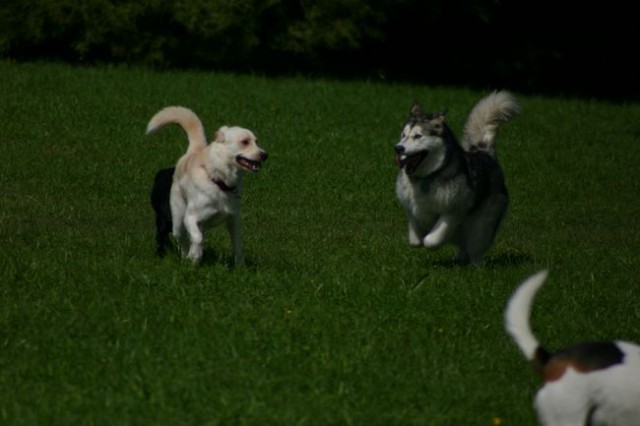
[146,106,267,266]
[505,270,640,425]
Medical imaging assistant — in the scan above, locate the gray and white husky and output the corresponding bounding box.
[394,90,520,264]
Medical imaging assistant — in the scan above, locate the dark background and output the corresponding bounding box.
[1,0,637,102]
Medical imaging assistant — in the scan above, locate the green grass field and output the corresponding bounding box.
[1,60,639,425]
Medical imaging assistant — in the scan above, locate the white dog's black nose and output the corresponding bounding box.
[394,145,405,154]
[261,151,269,162]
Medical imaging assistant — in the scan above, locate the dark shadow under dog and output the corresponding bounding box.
[150,167,175,257]
[426,249,533,269]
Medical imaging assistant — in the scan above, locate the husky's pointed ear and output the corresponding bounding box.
[434,108,448,118]
[214,126,228,143]
[410,102,423,116]
[431,113,446,131]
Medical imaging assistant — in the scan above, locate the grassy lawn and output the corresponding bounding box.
[0,60,639,425]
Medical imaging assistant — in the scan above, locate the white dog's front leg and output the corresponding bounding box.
[171,218,190,257]
[183,214,203,263]
[423,215,459,249]
[170,186,190,257]
[227,215,245,267]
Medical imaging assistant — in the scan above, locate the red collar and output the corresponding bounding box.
[211,177,236,192]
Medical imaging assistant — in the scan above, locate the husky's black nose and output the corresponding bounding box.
[261,151,269,162]
[394,145,405,154]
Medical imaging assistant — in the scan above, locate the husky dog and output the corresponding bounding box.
[394,90,520,264]
[505,270,640,425]
[146,106,268,266]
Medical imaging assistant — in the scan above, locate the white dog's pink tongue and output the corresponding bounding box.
[238,157,261,171]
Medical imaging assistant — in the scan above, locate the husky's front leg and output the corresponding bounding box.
[407,217,425,247]
[406,212,435,247]
[423,215,460,249]
[227,214,245,266]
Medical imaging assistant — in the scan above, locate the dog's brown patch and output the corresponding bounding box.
[540,342,625,383]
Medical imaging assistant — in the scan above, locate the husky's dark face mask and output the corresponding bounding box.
[395,104,451,176]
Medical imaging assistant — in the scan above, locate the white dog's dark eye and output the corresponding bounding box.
[241,139,249,146]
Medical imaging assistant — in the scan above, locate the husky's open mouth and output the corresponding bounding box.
[397,151,428,175]
[236,155,262,172]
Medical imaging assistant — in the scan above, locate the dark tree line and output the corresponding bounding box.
[1,0,636,101]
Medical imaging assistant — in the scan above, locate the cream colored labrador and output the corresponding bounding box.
[146,106,267,266]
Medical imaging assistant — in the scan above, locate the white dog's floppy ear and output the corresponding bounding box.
[214,126,228,143]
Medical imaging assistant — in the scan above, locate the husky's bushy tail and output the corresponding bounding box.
[462,90,520,156]
[504,270,550,369]
[146,106,207,154]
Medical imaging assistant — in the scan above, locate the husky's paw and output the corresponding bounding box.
[409,234,423,247]
[423,233,444,249]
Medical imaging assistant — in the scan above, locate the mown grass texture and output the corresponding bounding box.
[0,60,639,425]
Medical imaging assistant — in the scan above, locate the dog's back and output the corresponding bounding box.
[505,271,640,425]
[459,90,519,207]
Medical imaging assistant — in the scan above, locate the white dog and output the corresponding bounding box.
[505,270,640,425]
[146,106,268,266]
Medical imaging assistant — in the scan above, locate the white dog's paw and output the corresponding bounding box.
[187,245,203,263]
[423,233,444,249]
[176,238,190,258]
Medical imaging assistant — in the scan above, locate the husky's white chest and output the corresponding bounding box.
[395,171,466,218]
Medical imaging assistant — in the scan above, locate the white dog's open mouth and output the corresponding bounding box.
[397,151,428,175]
[236,155,263,172]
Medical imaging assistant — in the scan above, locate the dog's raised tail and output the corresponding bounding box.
[146,106,207,153]
[505,269,549,365]
[462,90,520,156]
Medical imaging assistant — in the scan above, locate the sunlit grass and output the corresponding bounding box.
[1,60,639,425]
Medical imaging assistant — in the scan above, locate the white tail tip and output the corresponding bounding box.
[504,269,549,360]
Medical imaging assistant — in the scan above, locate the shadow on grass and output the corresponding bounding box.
[153,243,256,271]
[427,251,534,269]
[484,251,534,268]
[200,249,259,271]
